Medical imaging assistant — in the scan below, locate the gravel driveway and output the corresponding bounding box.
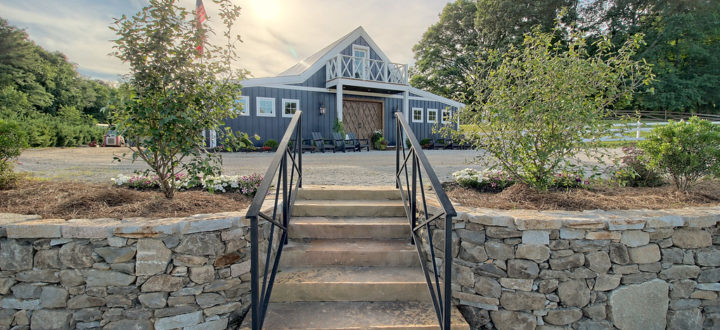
[17,147,616,186]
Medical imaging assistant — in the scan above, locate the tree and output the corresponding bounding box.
[111,0,244,198]
[411,0,576,103]
[410,0,479,103]
[462,24,652,189]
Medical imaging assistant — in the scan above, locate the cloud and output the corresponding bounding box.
[0,0,452,80]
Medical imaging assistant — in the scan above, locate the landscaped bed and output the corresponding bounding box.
[0,179,252,219]
[444,179,720,211]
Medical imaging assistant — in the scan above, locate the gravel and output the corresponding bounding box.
[16,147,615,186]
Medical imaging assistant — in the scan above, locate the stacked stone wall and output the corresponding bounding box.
[423,206,720,329]
[0,212,273,330]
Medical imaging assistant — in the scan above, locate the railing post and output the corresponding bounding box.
[411,154,417,244]
[395,116,400,189]
[443,214,452,330]
[282,152,288,245]
[298,115,302,188]
[250,216,259,330]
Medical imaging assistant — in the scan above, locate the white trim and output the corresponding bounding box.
[235,96,250,116]
[412,107,423,123]
[427,108,438,123]
[281,98,299,118]
[239,27,396,87]
[441,108,451,124]
[328,78,408,92]
[256,97,276,117]
[351,45,370,79]
[408,86,465,109]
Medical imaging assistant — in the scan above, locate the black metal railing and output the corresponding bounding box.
[245,111,303,329]
[395,112,456,330]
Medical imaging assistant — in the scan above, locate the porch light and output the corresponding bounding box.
[319,102,326,115]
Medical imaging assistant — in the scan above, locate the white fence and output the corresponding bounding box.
[585,121,720,142]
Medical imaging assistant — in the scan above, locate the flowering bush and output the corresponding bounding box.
[453,168,515,192]
[112,172,263,196]
[613,146,664,187]
[453,168,589,192]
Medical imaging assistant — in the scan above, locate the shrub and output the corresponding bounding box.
[419,138,432,148]
[613,146,664,187]
[639,117,720,191]
[221,127,259,152]
[111,172,263,196]
[263,139,279,150]
[461,21,652,190]
[0,119,27,188]
[453,168,515,192]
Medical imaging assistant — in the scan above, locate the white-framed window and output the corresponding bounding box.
[427,109,438,123]
[441,108,451,124]
[412,107,423,123]
[282,99,299,118]
[235,96,249,116]
[352,45,370,79]
[256,97,275,117]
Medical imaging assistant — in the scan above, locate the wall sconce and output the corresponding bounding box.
[319,102,326,115]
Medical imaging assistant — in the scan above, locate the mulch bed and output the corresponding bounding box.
[0,179,252,219]
[444,180,720,211]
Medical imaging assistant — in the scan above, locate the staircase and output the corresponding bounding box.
[257,185,469,329]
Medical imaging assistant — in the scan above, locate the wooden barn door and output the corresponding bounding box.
[343,99,384,141]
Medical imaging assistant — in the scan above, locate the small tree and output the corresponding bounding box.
[462,21,653,189]
[0,119,27,188]
[111,0,244,198]
[639,117,720,191]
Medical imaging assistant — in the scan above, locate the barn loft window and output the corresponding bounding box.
[235,96,250,116]
[282,99,299,118]
[427,109,438,123]
[441,109,451,124]
[412,107,423,123]
[257,97,276,117]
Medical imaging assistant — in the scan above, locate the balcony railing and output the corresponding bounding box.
[326,54,408,85]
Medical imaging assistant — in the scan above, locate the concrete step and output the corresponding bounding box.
[289,217,409,239]
[270,266,430,302]
[298,185,401,201]
[281,239,419,267]
[252,301,470,329]
[292,200,406,217]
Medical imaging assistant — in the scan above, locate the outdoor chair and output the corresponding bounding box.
[332,132,356,153]
[347,132,370,152]
[311,132,335,153]
[293,138,315,153]
[434,138,449,150]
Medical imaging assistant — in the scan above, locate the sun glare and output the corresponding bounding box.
[249,0,280,22]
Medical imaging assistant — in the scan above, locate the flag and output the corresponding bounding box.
[195,0,207,54]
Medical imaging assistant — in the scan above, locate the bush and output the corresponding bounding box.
[419,138,432,147]
[453,168,515,192]
[0,119,27,188]
[639,117,720,190]
[614,146,664,187]
[263,139,279,150]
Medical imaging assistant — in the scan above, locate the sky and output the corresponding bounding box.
[0,0,453,81]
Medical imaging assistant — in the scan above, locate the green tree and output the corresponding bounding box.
[463,24,652,189]
[111,0,244,198]
[410,0,479,103]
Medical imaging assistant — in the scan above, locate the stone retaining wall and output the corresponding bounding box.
[0,212,273,330]
[422,205,720,329]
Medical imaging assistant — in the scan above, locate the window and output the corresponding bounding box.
[256,97,275,117]
[427,109,438,123]
[352,45,370,79]
[282,99,299,118]
[412,108,423,123]
[441,108,451,124]
[235,96,249,116]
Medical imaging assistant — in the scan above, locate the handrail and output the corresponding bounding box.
[395,112,455,330]
[246,110,303,330]
[326,54,408,85]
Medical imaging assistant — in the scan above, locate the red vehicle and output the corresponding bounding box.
[102,127,125,147]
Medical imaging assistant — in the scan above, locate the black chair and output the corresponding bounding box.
[311,132,335,153]
[293,138,315,153]
[434,138,449,150]
[332,132,355,152]
[347,132,370,152]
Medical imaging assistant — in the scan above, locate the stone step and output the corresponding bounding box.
[297,185,401,201]
[289,217,409,239]
[292,200,406,217]
[269,266,430,302]
[249,301,470,329]
[281,239,419,267]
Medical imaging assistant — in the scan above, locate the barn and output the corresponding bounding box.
[222,26,464,147]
